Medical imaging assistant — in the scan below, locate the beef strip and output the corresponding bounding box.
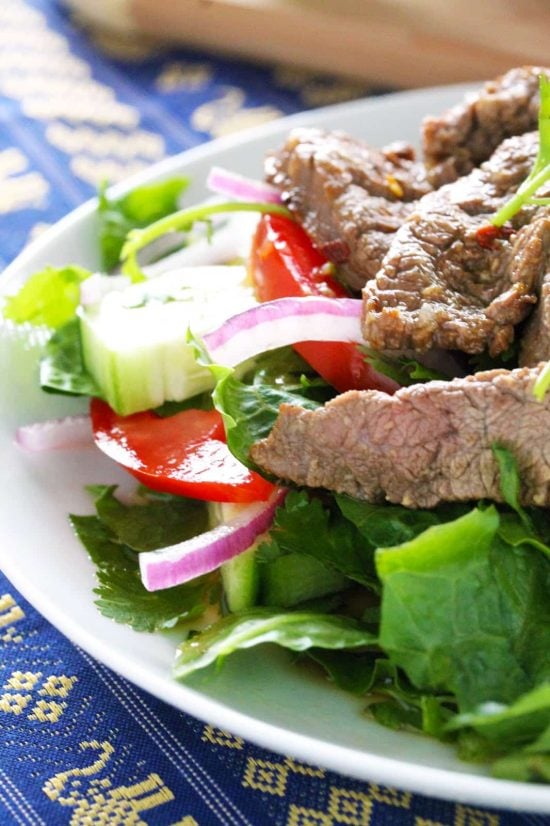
[520,269,550,365]
[362,131,550,356]
[265,128,432,291]
[250,364,550,509]
[423,65,549,187]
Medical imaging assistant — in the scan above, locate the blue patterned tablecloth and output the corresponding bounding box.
[0,1,547,824]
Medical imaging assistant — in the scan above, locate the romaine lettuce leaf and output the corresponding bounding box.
[376,507,550,713]
[173,609,376,678]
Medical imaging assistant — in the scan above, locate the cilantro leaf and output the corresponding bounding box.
[70,486,214,632]
[261,490,378,589]
[492,73,550,227]
[89,484,209,552]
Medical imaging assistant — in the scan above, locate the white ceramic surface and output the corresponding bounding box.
[1,85,549,814]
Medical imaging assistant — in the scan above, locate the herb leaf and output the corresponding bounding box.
[492,73,550,227]
[40,318,101,397]
[70,485,214,631]
[3,265,91,329]
[98,177,190,270]
[173,609,376,678]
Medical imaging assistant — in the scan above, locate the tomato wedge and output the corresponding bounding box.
[250,213,398,393]
[90,398,275,503]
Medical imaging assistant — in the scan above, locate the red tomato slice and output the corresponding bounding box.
[250,213,398,394]
[90,398,275,503]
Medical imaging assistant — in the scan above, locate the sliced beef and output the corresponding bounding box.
[520,269,550,365]
[423,66,549,187]
[265,128,432,291]
[250,365,550,509]
[362,131,550,356]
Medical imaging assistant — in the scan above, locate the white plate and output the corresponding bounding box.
[1,84,549,814]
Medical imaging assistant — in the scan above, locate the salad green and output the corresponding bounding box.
[3,167,550,784]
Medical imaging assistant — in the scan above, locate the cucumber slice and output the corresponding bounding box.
[79,265,256,415]
[210,502,260,612]
[221,546,260,613]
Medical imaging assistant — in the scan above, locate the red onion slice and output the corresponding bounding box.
[140,488,287,591]
[15,415,93,451]
[202,295,363,367]
[207,166,282,204]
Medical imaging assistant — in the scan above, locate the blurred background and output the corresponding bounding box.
[63,0,550,88]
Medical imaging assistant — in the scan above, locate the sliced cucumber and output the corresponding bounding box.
[209,502,261,612]
[221,546,260,613]
[79,265,256,415]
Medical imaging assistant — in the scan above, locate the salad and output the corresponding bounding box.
[2,69,550,787]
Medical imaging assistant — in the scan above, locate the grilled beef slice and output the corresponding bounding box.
[362,131,550,356]
[423,65,549,187]
[519,270,550,366]
[265,128,432,291]
[250,365,550,509]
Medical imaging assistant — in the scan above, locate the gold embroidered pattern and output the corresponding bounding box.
[284,757,325,779]
[191,86,283,138]
[368,783,412,808]
[416,818,447,826]
[242,754,327,798]
[0,0,165,186]
[0,594,25,643]
[0,671,77,723]
[157,61,213,93]
[44,740,176,825]
[455,805,500,826]
[287,806,333,826]
[328,786,372,825]
[0,148,48,214]
[202,724,244,749]
[243,757,289,796]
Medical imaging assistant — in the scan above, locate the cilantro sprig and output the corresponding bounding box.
[120,200,291,282]
[492,73,550,227]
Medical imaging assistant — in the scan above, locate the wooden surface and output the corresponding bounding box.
[67,0,550,87]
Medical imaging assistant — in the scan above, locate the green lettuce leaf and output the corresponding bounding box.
[173,609,376,678]
[39,318,101,397]
[211,348,328,469]
[376,506,550,713]
[3,265,91,329]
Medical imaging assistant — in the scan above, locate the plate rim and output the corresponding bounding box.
[2,83,550,814]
